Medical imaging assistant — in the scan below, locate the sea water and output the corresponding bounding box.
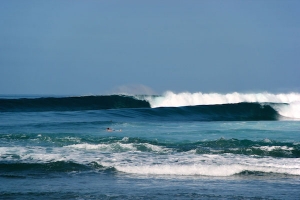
[0,92,299,199]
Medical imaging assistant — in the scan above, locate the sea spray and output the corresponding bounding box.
[273,101,300,119]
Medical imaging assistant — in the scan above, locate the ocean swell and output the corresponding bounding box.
[0,95,150,112]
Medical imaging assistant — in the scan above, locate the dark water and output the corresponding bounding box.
[0,94,299,199]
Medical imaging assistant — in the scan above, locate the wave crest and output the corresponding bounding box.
[146,91,300,119]
[147,91,300,108]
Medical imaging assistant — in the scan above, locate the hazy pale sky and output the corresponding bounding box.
[1,0,299,95]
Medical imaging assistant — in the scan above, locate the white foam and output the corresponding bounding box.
[263,138,272,143]
[115,163,300,176]
[98,152,300,177]
[142,143,169,152]
[0,146,67,162]
[274,101,300,119]
[66,143,137,152]
[145,91,300,119]
[121,137,129,142]
[253,146,294,151]
[65,142,169,153]
[2,144,299,177]
[147,91,300,107]
[115,164,241,176]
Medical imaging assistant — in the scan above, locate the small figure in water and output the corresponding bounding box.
[106,127,122,132]
[106,127,113,132]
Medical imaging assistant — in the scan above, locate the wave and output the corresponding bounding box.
[1,92,299,120]
[0,95,150,112]
[1,136,299,177]
[2,135,299,158]
[114,163,300,177]
[144,102,279,121]
[123,162,299,177]
[145,91,300,119]
[1,161,299,177]
[146,91,300,107]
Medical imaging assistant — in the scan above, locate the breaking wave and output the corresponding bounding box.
[1,136,299,177]
[0,91,299,120]
[146,91,299,107]
[145,91,300,120]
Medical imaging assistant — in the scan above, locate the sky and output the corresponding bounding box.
[0,0,299,95]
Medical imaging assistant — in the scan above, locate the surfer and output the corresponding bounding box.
[106,128,113,132]
[106,127,122,132]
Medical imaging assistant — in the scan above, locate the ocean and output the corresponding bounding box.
[0,92,299,200]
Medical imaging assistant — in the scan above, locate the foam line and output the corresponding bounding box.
[115,164,300,176]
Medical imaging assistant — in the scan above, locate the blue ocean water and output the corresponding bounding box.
[0,93,300,199]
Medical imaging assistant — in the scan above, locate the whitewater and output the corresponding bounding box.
[145,91,300,119]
